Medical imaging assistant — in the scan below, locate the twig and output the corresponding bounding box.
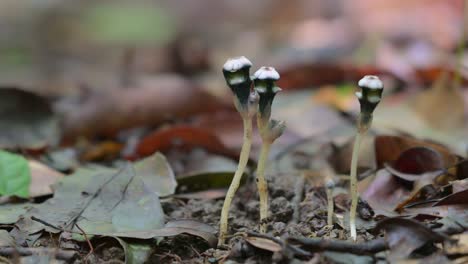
[76,224,94,262]
[288,237,388,255]
[0,247,77,261]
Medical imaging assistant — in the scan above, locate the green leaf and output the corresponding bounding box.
[0,150,31,198]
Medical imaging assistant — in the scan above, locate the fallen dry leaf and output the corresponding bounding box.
[135,125,235,159]
[59,75,226,140]
[375,135,458,169]
[245,236,282,252]
[375,218,447,262]
[29,160,64,197]
[412,72,466,131]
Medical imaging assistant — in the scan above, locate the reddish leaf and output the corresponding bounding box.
[433,189,468,206]
[80,141,123,162]
[136,125,234,159]
[277,63,386,90]
[393,147,444,174]
[61,76,225,140]
[375,135,457,169]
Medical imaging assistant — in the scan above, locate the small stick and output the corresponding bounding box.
[75,224,94,262]
[288,237,388,255]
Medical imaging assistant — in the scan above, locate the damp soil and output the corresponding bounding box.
[154,172,375,264]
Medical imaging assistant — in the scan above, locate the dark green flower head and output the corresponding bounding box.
[223,56,253,107]
[356,75,383,114]
[253,67,281,116]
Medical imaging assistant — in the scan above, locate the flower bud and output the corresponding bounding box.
[325,179,335,190]
[266,119,286,143]
[253,67,281,119]
[223,56,253,108]
[247,91,260,118]
[356,75,383,115]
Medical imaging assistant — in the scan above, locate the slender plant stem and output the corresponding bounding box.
[256,141,271,233]
[292,172,306,224]
[218,117,253,246]
[349,131,364,241]
[327,187,334,226]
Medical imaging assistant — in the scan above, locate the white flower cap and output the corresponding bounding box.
[254,67,280,81]
[223,56,252,72]
[358,75,383,90]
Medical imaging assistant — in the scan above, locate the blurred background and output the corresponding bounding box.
[0,0,466,153]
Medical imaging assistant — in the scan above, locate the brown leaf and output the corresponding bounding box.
[60,75,225,140]
[375,218,447,262]
[375,135,457,169]
[136,125,234,159]
[245,236,282,252]
[80,141,123,162]
[276,63,385,90]
[392,147,445,174]
[29,160,64,197]
[433,189,468,206]
[411,72,466,131]
[361,169,411,213]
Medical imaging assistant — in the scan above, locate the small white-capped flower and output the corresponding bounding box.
[223,56,252,72]
[356,75,384,115]
[254,67,280,81]
[358,75,383,90]
[325,179,335,189]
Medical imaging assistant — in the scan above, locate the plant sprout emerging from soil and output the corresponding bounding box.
[253,67,286,233]
[219,56,259,246]
[349,75,383,241]
[325,179,335,227]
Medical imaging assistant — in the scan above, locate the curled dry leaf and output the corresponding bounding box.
[244,236,282,252]
[375,135,457,169]
[375,218,447,262]
[364,144,461,213]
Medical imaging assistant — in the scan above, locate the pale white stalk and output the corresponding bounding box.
[255,140,271,233]
[349,130,365,241]
[218,117,252,246]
